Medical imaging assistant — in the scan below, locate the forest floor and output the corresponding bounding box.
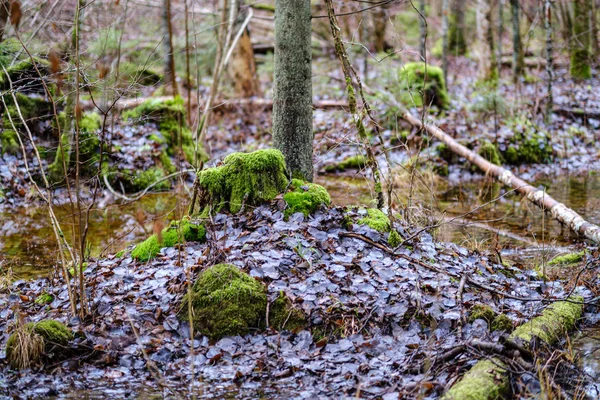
[1,55,600,398]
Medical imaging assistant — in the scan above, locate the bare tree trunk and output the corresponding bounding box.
[442,0,450,84]
[227,2,260,97]
[497,0,504,78]
[448,0,467,55]
[591,0,599,55]
[476,0,497,82]
[419,0,427,60]
[571,0,592,79]
[0,0,9,43]
[372,3,388,53]
[273,0,313,181]
[510,0,524,81]
[545,0,554,124]
[163,0,178,96]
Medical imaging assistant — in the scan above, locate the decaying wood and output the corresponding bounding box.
[401,111,600,244]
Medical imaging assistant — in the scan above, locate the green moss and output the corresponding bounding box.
[510,296,584,344]
[468,304,496,323]
[270,292,306,332]
[34,293,53,305]
[441,359,509,400]
[501,116,552,165]
[570,49,592,80]
[178,264,267,339]
[132,167,170,192]
[398,62,450,109]
[33,320,73,345]
[78,112,102,133]
[388,230,402,247]
[131,217,206,261]
[283,179,331,218]
[0,129,19,155]
[358,208,391,232]
[195,149,289,215]
[547,251,585,266]
[158,150,176,175]
[123,96,206,166]
[325,154,367,173]
[478,141,501,166]
[491,314,513,332]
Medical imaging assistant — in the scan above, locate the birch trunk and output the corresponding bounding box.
[401,111,600,244]
[273,0,313,181]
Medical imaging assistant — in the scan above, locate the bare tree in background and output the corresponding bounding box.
[163,0,178,95]
[0,0,8,43]
[476,0,498,82]
[510,0,524,81]
[227,1,260,97]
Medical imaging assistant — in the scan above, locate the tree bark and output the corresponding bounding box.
[419,0,427,60]
[0,0,9,43]
[448,0,467,55]
[497,0,504,78]
[227,2,261,97]
[273,0,313,181]
[571,0,592,79]
[441,0,450,85]
[372,3,389,53]
[545,0,554,123]
[476,0,497,82]
[163,0,178,95]
[510,0,524,81]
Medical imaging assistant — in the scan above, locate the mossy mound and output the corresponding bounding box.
[501,117,552,165]
[324,154,366,173]
[194,149,289,215]
[123,96,206,166]
[1,93,53,149]
[283,179,331,218]
[179,264,267,339]
[398,62,450,109]
[179,264,306,339]
[131,217,206,261]
[6,319,72,370]
[0,38,50,93]
[477,140,501,166]
[357,208,402,247]
[0,129,19,155]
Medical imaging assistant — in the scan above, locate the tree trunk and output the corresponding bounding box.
[372,3,389,53]
[510,0,524,81]
[273,0,313,181]
[591,0,599,55]
[571,0,592,79]
[0,0,9,43]
[497,0,504,78]
[476,0,497,82]
[419,0,427,60]
[545,0,554,124]
[227,3,261,98]
[441,0,450,84]
[163,0,178,95]
[448,0,467,55]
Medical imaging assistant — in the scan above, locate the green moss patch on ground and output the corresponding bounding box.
[269,291,307,332]
[6,319,72,370]
[194,149,289,215]
[324,154,366,173]
[356,208,402,247]
[284,179,331,217]
[501,116,552,165]
[547,251,585,266]
[398,62,450,109]
[131,217,206,261]
[468,304,514,332]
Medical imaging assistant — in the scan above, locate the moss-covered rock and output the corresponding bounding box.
[179,264,267,339]
[284,179,330,218]
[131,167,171,192]
[0,129,19,155]
[6,319,72,370]
[131,217,206,261]
[469,304,513,332]
[0,38,50,93]
[501,117,552,165]
[194,149,289,215]
[398,62,450,109]
[123,96,206,166]
[491,314,513,332]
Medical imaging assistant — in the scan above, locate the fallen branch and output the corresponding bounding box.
[442,296,583,399]
[400,111,600,244]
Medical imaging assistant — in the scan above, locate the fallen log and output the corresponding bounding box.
[401,111,600,244]
[441,297,583,399]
